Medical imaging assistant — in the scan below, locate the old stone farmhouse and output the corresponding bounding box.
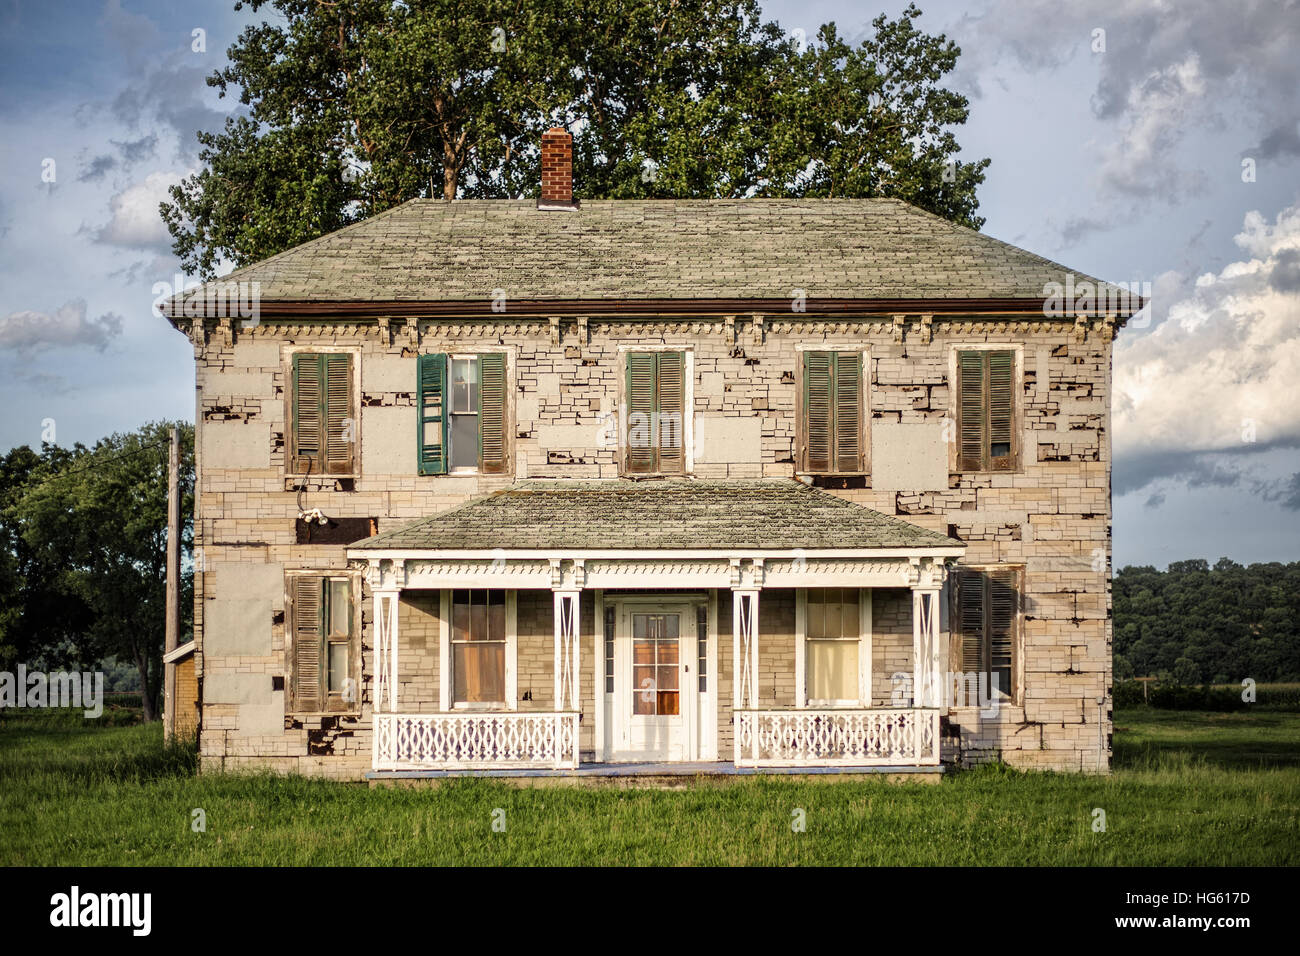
[164,128,1130,781]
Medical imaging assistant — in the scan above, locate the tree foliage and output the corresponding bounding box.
[1114,559,1300,684]
[0,423,194,721]
[163,0,988,278]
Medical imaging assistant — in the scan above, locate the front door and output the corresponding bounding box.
[615,603,692,761]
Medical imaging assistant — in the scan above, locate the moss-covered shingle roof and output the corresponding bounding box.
[173,197,1124,308]
[350,479,964,552]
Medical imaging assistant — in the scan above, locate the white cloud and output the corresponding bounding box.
[94,171,181,251]
[1114,202,1300,490]
[0,299,124,353]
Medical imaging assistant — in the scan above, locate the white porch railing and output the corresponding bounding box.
[373,712,580,771]
[735,708,940,767]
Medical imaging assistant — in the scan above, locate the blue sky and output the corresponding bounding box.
[2,0,1298,568]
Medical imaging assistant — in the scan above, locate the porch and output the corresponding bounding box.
[347,480,964,774]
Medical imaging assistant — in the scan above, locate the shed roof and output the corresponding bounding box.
[349,479,964,552]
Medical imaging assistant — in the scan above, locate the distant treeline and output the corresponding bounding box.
[1114,559,1300,684]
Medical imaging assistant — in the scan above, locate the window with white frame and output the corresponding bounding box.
[805,588,862,705]
[449,589,508,706]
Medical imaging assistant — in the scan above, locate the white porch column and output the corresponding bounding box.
[732,588,760,762]
[373,589,400,712]
[553,590,580,712]
[911,588,941,709]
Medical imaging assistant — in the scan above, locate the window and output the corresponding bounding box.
[604,605,615,694]
[624,351,686,474]
[632,612,680,715]
[417,353,508,474]
[801,351,863,473]
[696,604,708,693]
[288,574,357,713]
[450,589,506,705]
[291,353,354,474]
[805,588,862,704]
[955,349,1017,472]
[953,569,1021,703]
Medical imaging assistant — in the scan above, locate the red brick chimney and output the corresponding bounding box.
[539,127,575,208]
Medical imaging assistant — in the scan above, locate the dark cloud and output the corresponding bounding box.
[1269,248,1300,292]
[78,154,117,182]
[113,133,158,165]
[1144,491,1166,509]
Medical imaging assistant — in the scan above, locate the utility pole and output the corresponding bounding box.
[164,426,180,740]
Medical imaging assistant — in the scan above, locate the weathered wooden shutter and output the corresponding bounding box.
[292,576,323,712]
[803,352,860,472]
[625,351,658,474]
[292,354,322,473]
[804,351,833,472]
[834,352,862,472]
[292,354,352,474]
[988,569,1019,698]
[957,350,1015,472]
[954,569,1019,701]
[417,353,447,475]
[323,353,353,474]
[656,351,685,473]
[987,350,1015,472]
[478,353,507,474]
[957,571,985,675]
[957,351,985,472]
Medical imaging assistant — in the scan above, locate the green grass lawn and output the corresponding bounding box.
[1,706,1297,865]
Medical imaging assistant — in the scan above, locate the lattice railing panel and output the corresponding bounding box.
[374,712,579,771]
[735,708,939,767]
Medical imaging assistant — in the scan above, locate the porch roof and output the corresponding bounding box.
[349,479,964,553]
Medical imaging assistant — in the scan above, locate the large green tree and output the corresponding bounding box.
[163,0,988,278]
[3,424,195,721]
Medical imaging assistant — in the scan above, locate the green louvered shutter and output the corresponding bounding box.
[987,350,1015,472]
[656,351,685,474]
[803,352,860,473]
[804,351,833,472]
[292,354,352,474]
[292,576,324,712]
[323,353,353,474]
[957,350,1015,472]
[478,353,508,474]
[417,353,448,475]
[625,351,658,474]
[957,351,986,472]
[292,354,322,473]
[834,352,862,472]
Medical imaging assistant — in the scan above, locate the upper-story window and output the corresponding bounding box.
[799,350,864,474]
[623,350,687,475]
[290,352,355,475]
[417,353,508,475]
[955,349,1018,472]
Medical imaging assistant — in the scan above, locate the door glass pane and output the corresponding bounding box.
[808,639,859,701]
[631,613,680,716]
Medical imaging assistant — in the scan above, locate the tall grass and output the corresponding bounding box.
[1,707,1297,866]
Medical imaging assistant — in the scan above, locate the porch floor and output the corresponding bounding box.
[367,761,947,788]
